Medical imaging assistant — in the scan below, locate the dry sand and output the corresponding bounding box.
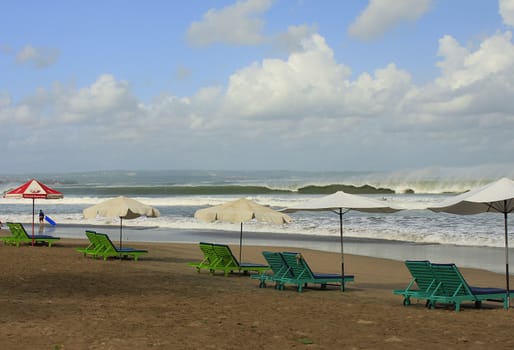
[1,230,513,350]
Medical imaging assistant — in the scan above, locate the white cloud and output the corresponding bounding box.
[348,0,432,41]
[398,31,514,136]
[3,30,514,171]
[222,34,412,126]
[435,35,470,76]
[0,75,147,144]
[64,74,137,118]
[186,0,272,47]
[347,63,412,117]
[223,34,352,121]
[16,45,59,68]
[500,0,514,26]
[435,32,514,90]
[272,25,318,53]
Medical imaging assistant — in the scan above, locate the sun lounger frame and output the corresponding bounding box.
[394,260,509,311]
[77,231,147,261]
[393,260,437,306]
[251,251,294,289]
[428,263,509,311]
[279,252,354,292]
[76,230,108,257]
[188,242,221,274]
[1,222,60,247]
[189,242,270,276]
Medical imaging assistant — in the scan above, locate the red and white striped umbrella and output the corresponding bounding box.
[4,179,63,245]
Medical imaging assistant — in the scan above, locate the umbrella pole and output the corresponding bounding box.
[504,208,510,308]
[32,198,35,246]
[239,222,243,263]
[120,217,123,249]
[339,208,345,292]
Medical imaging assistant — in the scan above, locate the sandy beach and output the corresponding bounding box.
[1,230,514,350]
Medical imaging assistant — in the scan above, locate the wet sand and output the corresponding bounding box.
[29,223,513,274]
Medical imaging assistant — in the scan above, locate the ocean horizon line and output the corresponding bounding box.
[2,167,514,195]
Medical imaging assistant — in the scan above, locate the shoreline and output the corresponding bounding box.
[3,222,511,275]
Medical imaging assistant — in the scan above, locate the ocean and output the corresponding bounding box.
[1,169,513,273]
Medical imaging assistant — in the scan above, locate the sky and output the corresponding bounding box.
[2,0,514,174]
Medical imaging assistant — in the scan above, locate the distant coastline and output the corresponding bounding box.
[2,168,510,195]
[47,183,399,196]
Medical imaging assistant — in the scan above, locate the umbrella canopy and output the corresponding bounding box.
[194,198,292,262]
[283,191,402,291]
[428,177,514,304]
[4,179,63,245]
[83,196,160,248]
[4,179,63,199]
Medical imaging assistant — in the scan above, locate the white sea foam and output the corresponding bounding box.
[1,168,513,248]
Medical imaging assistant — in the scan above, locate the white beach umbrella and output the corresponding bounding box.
[283,191,402,291]
[428,177,514,305]
[83,196,160,248]
[194,198,292,262]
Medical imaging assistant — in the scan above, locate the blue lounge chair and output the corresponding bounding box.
[393,260,437,306]
[250,251,293,289]
[428,263,509,312]
[279,252,354,292]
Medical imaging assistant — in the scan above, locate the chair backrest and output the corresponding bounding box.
[18,223,31,238]
[262,251,292,278]
[212,244,239,267]
[280,252,314,280]
[7,222,29,239]
[405,260,436,292]
[199,242,213,253]
[94,233,117,252]
[85,230,96,240]
[6,222,20,238]
[430,263,473,297]
[199,242,218,263]
[85,230,102,246]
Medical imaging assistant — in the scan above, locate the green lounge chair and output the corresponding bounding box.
[76,230,107,257]
[393,260,437,306]
[250,251,293,289]
[428,263,509,312]
[188,242,221,273]
[279,252,355,292]
[94,232,148,261]
[2,222,60,247]
[210,243,270,277]
[0,223,20,245]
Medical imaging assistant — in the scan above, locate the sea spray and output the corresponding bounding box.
[1,168,513,248]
